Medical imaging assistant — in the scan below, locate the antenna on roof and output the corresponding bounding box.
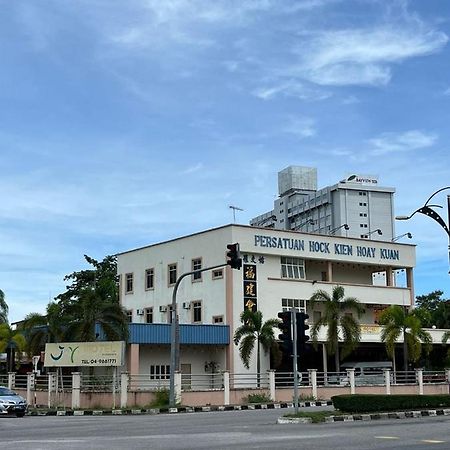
[229,205,244,223]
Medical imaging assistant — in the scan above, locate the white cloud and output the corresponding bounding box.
[253,79,330,101]
[368,130,438,155]
[182,163,204,174]
[295,27,448,86]
[282,116,316,138]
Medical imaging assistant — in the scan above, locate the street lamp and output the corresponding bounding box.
[391,232,412,242]
[395,186,450,272]
[366,228,383,238]
[329,224,349,235]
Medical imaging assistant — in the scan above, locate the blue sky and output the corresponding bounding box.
[1,0,449,323]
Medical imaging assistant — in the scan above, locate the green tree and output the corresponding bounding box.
[441,330,450,362]
[21,302,68,356]
[309,286,364,372]
[415,290,450,329]
[56,255,128,342]
[0,323,27,372]
[0,289,8,324]
[379,305,432,370]
[233,310,281,383]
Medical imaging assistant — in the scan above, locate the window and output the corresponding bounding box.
[150,365,170,380]
[212,269,223,279]
[126,310,132,323]
[192,301,202,323]
[359,202,367,207]
[191,258,202,282]
[145,268,154,290]
[359,191,367,196]
[145,307,153,324]
[359,213,367,217]
[125,273,133,293]
[360,223,368,228]
[281,298,306,312]
[168,263,177,286]
[321,271,327,281]
[213,315,224,324]
[281,256,305,279]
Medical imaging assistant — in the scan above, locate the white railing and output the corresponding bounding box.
[4,368,450,410]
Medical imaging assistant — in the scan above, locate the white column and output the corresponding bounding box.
[48,372,57,408]
[27,372,35,406]
[347,369,355,394]
[384,369,391,395]
[223,371,230,405]
[322,344,328,374]
[71,372,81,409]
[416,369,423,395]
[120,372,129,408]
[268,370,275,402]
[309,369,317,400]
[8,372,15,389]
[174,371,182,405]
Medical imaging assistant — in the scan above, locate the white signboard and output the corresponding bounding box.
[44,341,124,367]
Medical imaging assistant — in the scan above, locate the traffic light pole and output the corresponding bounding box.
[169,263,230,407]
[292,308,299,414]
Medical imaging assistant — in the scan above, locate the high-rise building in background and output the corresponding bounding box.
[250,166,395,241]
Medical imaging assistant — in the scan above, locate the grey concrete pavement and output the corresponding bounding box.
[1,407,450,450]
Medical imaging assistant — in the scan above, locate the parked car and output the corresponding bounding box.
[0,386,28,417]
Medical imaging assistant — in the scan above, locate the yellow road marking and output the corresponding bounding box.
[421,440,445,444]
[374,436,399,440]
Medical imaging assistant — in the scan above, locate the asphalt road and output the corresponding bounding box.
[1,408,450,450]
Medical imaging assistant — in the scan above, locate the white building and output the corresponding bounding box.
[250,166,396,241]
[117,224,417,378]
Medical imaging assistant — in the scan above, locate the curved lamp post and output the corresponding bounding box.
[395,186,450,272]
[391,232,412,242]
[329,223,349,235]
[367,228,383,238]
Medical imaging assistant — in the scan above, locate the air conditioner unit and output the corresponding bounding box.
[137,309,145,316]
[183,302,191,310]
[159,306,167,313]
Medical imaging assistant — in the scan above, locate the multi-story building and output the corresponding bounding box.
[250,166,396,241]
[117,224,417,378]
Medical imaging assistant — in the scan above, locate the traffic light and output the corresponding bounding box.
[296,311,310,354]
[226,243,242,270]
[278,311,293,356]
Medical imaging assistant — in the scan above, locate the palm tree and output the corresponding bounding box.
[233,310,280,384]
[379,305,432,371]
[21,302,68,357]
[309,285,364,372]
[64,278,129,342]
[0,323,27,372]
[442,331,450,361]
[0,289,8,324]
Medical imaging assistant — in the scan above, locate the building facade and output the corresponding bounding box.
[250,166,396,241]
[117,224,416,378]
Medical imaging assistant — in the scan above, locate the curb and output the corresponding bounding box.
[278,408,450,424]
[27,400,333,417]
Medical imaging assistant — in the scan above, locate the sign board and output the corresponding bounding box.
[44,341,125,367]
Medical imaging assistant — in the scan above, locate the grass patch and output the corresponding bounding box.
[244,393,273,404]
[284,411,343,423]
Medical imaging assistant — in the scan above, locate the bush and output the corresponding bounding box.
[150,388,170,408]
[332,394,450,413]
[245,393,272,403]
